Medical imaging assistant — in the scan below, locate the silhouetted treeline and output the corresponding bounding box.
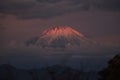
[0,64,97,80]
[98,54,120,80]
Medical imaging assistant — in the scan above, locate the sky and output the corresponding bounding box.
[0,0,120,71]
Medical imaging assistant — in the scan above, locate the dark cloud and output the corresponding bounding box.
[0,0,35,9]
[0,0,120,19]
[37,0,81,4]
[102,0,120,10]
[17,3,85,19]
[95,0,120,10]
[0,0,35,15]
[0,0,85,19]
[36,0,63,3]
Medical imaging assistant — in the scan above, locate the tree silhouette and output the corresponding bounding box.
[98,54,120,80]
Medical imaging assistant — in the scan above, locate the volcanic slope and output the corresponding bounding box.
[26,26,96,48]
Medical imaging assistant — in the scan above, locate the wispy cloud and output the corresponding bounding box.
[0,0,120,19]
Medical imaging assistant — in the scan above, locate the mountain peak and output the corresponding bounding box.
[26,26,95,48]
[41,26,84,39]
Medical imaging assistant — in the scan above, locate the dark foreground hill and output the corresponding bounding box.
[0,64,98,80]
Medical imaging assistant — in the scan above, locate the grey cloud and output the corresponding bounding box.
[91,0,120,10]
[37,0,81,4]
[17,2,85,19]
[0,0,120,19]
[100,0,120,10]
[36,0,85,8]
[0,0,89,19]
[36,0,120,10]
[36,0,63,3]
[0,0,35,15]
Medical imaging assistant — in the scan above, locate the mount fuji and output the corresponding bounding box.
[26,26,96,48]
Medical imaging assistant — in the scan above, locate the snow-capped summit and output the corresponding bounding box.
[41,26,84,39]
[26,26,95,48]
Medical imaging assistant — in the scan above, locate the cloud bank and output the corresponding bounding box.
[0,0,120,19]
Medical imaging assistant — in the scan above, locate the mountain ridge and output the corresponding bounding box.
[0,64,98,80]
